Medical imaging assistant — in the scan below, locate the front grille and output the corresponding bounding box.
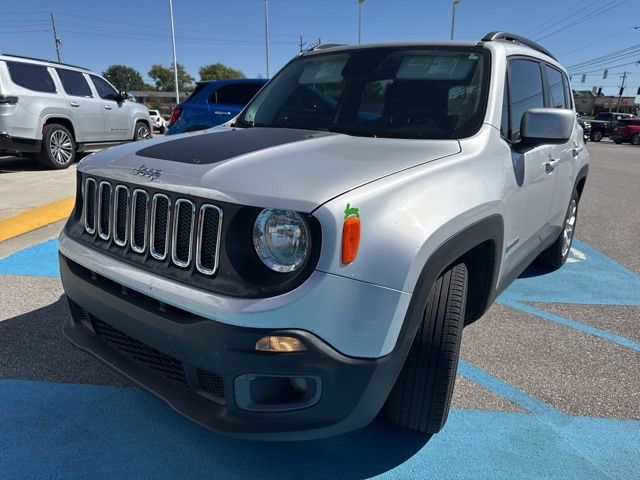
[81,176,223,275]
[92,317,188,388]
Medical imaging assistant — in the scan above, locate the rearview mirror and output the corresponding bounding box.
[520,108,574,148]
[117,90,130,101]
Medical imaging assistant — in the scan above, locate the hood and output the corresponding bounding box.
[79,127,461,212]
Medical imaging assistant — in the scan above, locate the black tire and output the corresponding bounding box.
[36,124,76,169]
[159,125,166,135]
[133,121,150,141]
[386,263,468,433]
[590,130,603,142]
[537,189,579,269]
[631,134,640,146]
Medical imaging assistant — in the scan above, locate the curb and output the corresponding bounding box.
[0,197,74,242]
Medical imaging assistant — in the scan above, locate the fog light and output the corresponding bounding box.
[256,336,306,352]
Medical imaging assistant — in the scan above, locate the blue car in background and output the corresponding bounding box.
[166,79,267,134]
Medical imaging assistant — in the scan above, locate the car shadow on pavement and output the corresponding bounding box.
[0,154,86,173]
[1,295,432,478]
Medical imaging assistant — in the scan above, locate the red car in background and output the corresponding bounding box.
[611,118,640,145]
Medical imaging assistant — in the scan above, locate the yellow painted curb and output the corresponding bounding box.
[0,196,75,242]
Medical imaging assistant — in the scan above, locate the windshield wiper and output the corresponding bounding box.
[232,118,254,128]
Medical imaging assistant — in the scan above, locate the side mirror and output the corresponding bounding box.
[117,90,130,101]
[520,108,574,148]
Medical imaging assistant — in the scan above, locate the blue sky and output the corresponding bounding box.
[3,0,639,95]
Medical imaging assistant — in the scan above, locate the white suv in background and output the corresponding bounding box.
[148,110,166,134]
[0,54,152,169]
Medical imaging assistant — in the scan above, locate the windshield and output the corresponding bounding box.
[238,46,490,139]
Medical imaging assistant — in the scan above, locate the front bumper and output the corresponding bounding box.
[60,253,409,440]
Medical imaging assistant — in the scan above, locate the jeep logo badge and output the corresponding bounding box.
[133,164,162,181]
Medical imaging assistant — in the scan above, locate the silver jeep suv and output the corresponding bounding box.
[59,32,589,440]
[0,54,151,169]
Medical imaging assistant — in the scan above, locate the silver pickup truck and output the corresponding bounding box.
[58,32,589,440]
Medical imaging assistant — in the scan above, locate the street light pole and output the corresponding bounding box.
[450,0,460,40]
[264,0,270,78]
[168,0,180,105]
[358,0,365,44]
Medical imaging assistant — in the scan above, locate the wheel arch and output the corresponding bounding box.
[395,214,504,350]
[42,116,77,142]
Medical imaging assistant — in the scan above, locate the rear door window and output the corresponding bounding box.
[56,69,93,97]
[210,83,263,106]
[6,61,56,93]
[507,59,544,141]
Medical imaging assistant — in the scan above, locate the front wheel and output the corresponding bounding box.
[133,121,150,141]
[36,124,76,169]
[590,130,603,142]
[537,190,579,269]
[386,263,468,433]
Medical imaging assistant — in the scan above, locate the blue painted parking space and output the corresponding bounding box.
[1,238,638,479]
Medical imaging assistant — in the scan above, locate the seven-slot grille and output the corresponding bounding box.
[82,177,223,275]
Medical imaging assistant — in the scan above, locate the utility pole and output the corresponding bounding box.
[168,0,180,105]
[298,35,306,53]
[450,0,460,40]
[264,0,270,78]
[358,0,365,44]
[616,71,628,112]
[50,13,61,62]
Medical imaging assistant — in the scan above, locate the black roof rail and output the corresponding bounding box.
[481,32,557,61]
[1,53,89,71]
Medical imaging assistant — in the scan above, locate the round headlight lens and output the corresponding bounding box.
[253,209,310,273]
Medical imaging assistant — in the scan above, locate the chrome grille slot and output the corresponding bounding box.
[130,189,149,253]
[150,194,171,260]
[113,185,129,246]
[84,178,97,234]
[97,181,112,240]
[196,205,223,275]
[172,199,195,267]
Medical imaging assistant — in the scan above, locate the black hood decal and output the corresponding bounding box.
[135,127,334,165]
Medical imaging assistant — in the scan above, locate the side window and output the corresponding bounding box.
[508,59,544,141]
[56,69,92,97]
[501,75,510,139]
[6,61,56,93]
[90,75,118,100]
[545,65,567,109]
[211,83,263,106]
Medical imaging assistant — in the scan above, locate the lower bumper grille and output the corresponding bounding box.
[70,301,225,402]
[92,317,189,388]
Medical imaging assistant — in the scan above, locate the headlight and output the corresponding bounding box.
[253,209,310,272]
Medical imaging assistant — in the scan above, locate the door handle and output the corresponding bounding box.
[213,111,231,115]
[572,146,584,157]
[544,158,560,173]
[104,105,112,110]
[69,102,80,107]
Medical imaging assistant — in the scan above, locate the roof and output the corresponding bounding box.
[0,53,89,71]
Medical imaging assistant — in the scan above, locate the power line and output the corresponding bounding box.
[567,43,640,69]
[526,0,599,38]
[557,25,638,58]
[535,0,629,41]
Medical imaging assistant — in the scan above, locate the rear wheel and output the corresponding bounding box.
[590,130,603,142]
[537,189,579,269]
[631,134,640,145]
[386,263,468,433]
[133,121,150,141]
[36,124,76,169]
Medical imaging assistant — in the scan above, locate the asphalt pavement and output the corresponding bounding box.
[0,140,638,479]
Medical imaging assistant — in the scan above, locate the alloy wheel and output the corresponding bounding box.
[561,198,577,258]
[136,125,150,140]
[49,130,73,165]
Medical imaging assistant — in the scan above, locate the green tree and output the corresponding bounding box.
[148,63,194,92]
[102,65,145,91]
[199,63,246,81]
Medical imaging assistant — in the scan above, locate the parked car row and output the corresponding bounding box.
[0,54,152,169]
